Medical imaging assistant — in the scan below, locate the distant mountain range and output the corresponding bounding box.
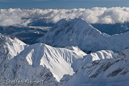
[92,22,129,35]
[0,26,48,44]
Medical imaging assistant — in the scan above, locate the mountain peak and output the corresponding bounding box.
[37,18,103,51]
[15,43,86,81]
[54,18,101,33]
[38,18,129,53]
[0,33,26,60]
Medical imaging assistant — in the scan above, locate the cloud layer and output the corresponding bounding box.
[0,7,129,26]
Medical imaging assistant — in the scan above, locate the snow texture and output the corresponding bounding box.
[14,43,86,82]
[61,49,129,86]
[38,18,129,53]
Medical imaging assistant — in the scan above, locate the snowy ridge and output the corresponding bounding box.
[80,50,118,67]
[0,33,26,59]
[0,33,27,86]
[11,43,86,82]
[38,18,129,53]
[0,34,58,86]
[1,42,118,86]
[61,49,129,86]
[0,33,128,86]
[1,34,118,85]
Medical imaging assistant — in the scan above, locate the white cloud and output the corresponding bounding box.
[0,7,129,26]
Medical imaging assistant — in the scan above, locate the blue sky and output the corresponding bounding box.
[0,0,129,9]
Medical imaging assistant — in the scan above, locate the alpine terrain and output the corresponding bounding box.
[38,18,129,53]
[0,18,129,86]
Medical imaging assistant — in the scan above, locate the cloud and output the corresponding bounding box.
[0,7,129,26]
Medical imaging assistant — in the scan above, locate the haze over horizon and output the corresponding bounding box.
[0,0,129,9]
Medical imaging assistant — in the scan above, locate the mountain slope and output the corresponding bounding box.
[0,33,26,59]
[38,18,129,53]
[0,33,27,85]
[61,49,129,86]
[1,33,125,86]
[0,35,58,86]
[1,42,117,86]
[10,43,86,82]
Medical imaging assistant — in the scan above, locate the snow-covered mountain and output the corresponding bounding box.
[14,43,86,82]
[0,33,26,59]
[0,18,129,86]
[60,49,129,86]
[0,33,27,85]
[0,35,86,86]
[1,40,120,86]
[38,18,129,53]
[0,32,128,86]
